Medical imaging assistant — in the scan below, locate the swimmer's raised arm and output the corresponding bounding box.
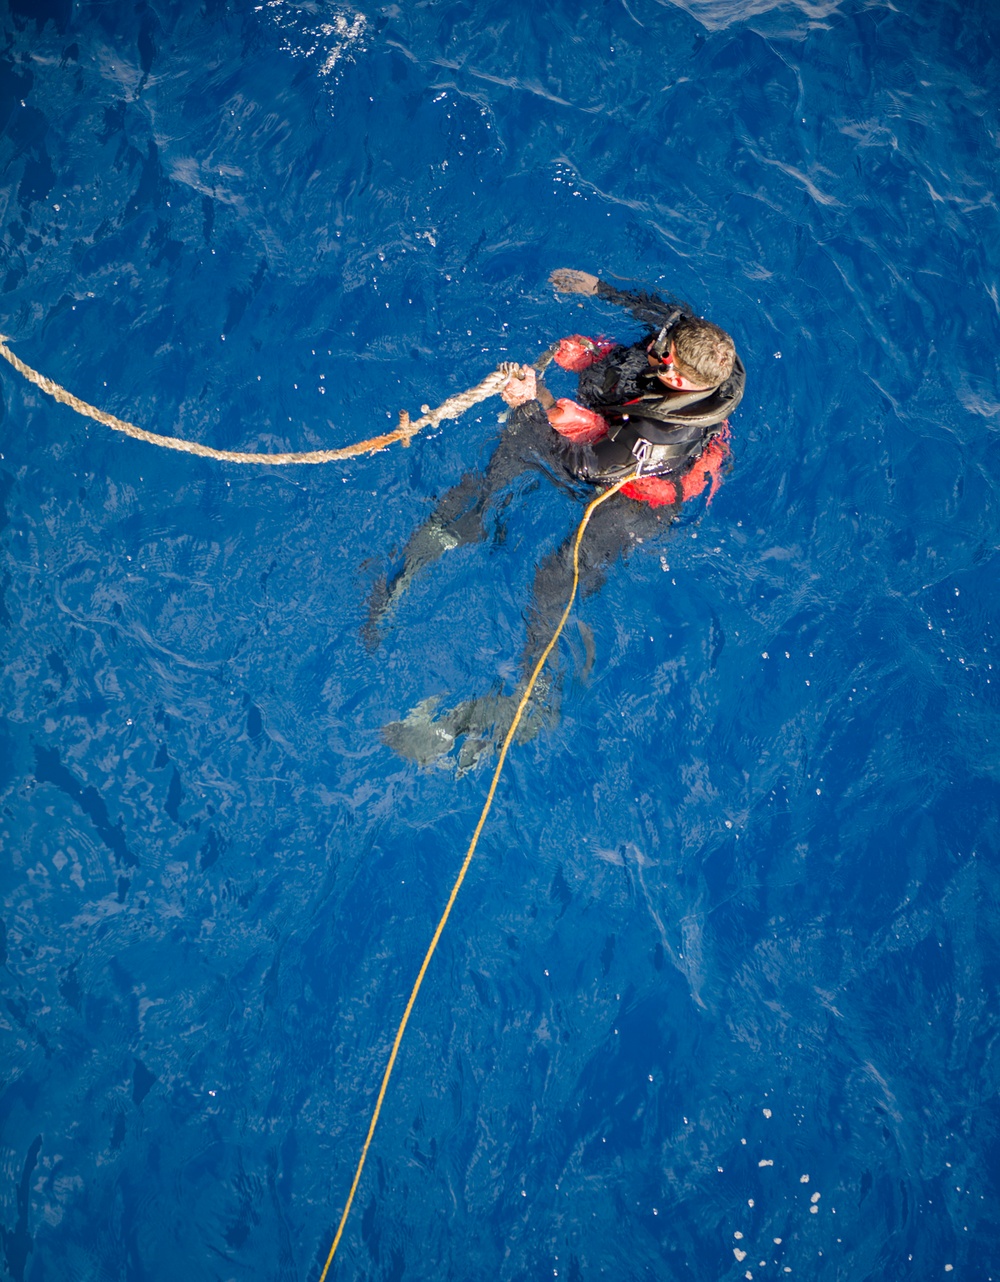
[551,269,691,330]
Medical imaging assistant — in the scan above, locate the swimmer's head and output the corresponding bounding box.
[649,317,736,390]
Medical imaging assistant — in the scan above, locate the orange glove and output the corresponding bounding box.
[546,399,608,444]
[553,335,616,372]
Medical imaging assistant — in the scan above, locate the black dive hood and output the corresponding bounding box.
[609,353,746,434]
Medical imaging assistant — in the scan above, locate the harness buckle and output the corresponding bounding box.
[632,438,653,477]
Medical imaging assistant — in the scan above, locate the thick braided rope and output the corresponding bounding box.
[0,334,519,464]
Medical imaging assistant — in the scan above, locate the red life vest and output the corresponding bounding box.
[619,429,730,508]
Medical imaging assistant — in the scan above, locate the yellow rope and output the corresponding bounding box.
[317,471,635,1282]
[0,333,520,464]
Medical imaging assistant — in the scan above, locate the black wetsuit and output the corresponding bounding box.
[373,282,741,766]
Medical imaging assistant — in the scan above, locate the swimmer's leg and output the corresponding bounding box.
[365,402,550,644]
[363,470,488,645]
[382,496,666,770]
[520,495,666,677]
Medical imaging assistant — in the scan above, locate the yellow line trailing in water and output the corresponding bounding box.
[317,472,634,1281]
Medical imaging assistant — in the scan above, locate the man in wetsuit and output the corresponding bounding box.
[503,267,744,502]
[374,268,745,769]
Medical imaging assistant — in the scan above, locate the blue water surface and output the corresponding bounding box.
[1,0,998,1279]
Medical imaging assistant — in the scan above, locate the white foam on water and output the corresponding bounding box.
[256,1,368,99]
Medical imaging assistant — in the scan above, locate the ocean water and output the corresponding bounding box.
[1,1,998,1279]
